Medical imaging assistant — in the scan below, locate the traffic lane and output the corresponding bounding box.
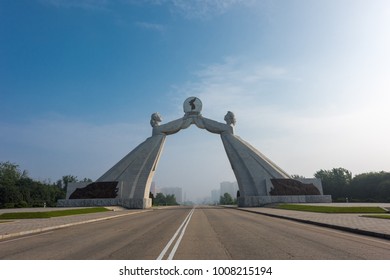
[169,206,231,259]
[104,207,193,260]
[0,207,192,260]
[174,207,390,260]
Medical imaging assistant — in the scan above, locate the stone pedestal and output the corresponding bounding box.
[57,198,152,209]
[238,195,332,207]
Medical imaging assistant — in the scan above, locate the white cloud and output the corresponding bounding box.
[170,56,302,122]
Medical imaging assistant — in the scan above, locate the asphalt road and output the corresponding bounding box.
[1,206,389,260]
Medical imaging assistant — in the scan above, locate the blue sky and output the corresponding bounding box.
[1,0,389,201]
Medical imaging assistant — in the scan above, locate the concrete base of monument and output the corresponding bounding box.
[238,195,332,207]
[57,198,152,209]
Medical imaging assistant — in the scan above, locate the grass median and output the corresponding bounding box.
[0,207,110,219]
[276,204,388,214]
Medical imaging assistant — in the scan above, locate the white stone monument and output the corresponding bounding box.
[58,97,331,208]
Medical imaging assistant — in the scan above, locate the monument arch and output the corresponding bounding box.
[58,97,331,208]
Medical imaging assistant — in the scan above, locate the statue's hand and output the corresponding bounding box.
[181,116,194,130]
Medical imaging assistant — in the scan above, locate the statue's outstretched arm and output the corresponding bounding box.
[152,117,193,135]
[196,116,233,134]
[195,117,231,134]
[150,109,235,135]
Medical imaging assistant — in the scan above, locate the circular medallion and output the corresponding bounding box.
[183,97,202,114]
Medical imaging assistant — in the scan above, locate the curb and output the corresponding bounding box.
[0,210,151,241]
[234,207,390,241]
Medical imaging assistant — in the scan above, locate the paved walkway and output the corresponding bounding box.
[1,204,390,241]
[238,203,390,240]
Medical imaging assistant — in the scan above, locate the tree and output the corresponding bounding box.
[165,194,178,205]
[81,178,93,183]
[0,161,67,208]
[154,193,166,206]
[61,175,78,192]
[152,193,178,206]
[0,161,27,187]
[314,167,352,201]
[0,185,23,208]
[350,171,390,202]
[378,179,390,202]
[56,179,63,189]
[220,192,234,205]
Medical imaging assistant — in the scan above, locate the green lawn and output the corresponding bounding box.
[0,207,110,219]
[276,204,388,214]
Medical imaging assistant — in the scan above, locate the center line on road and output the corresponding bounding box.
[157,207,196,260]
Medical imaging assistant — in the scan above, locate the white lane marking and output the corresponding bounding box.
[167,208,195,260]
[157,207,195,260]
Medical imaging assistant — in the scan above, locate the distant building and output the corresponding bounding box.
[220,181,238,199]
[160,187,183,204]
[211,189,220,204]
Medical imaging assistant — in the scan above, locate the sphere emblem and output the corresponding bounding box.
[183,97,202,114]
